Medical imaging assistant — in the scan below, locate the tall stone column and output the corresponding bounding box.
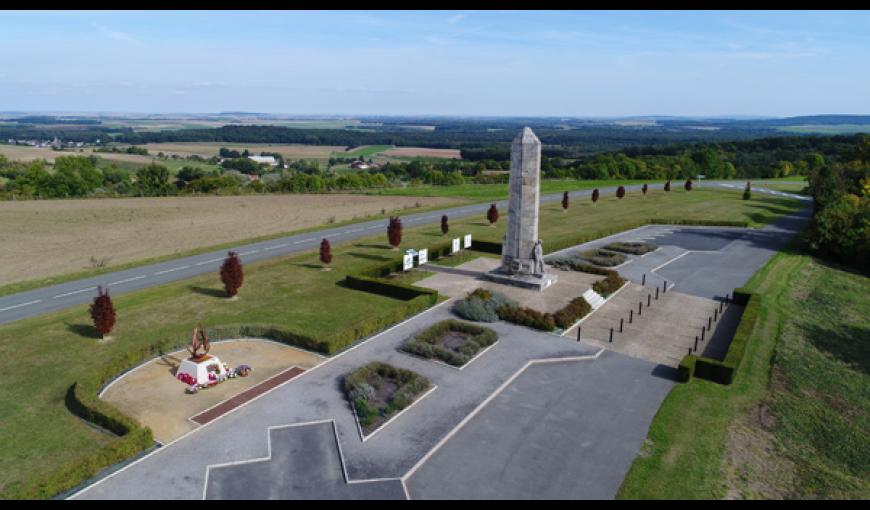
[501,127,542,275]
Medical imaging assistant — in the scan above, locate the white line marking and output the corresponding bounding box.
[261,243,288,251]
[650,251,690,272]
[238,250,258,256]
[154,266,189,275]
[195,258,224,266]
[108,275,146,286]
[53,287,97,299]
[366,225,380,230]
[0,299,42,312]
[293,238,317,244]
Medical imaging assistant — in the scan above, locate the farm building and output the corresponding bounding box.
[248,155,278,166]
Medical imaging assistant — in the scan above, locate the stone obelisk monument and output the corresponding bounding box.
[487,127,556,291]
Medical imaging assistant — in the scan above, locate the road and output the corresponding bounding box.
[0,182,809,325]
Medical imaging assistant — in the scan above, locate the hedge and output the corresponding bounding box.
[603,242,658,255]
[470,239,503,254]
[553,297,592,329]
[345,274,438,302]
[1,340,179,500]
[649,218,749,228]
[676,289,760,385]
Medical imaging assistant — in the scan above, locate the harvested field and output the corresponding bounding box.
[139,142,347,161]
[380,147,461,159]
[0,194,459,285]
[0,145,155,165]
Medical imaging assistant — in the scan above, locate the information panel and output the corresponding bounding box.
[464,234,472,249]
[418,248,428,265]
[403,254,414,271]
[452,238,460,254]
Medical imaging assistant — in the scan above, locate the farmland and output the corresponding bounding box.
[0,194,460,288]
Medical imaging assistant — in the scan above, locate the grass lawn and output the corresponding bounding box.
[365,178,657,200]
[616,248,869,499]
[0,187,805,496]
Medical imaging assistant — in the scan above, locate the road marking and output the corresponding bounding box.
[366,225,380,230]
[293,238,316,244]
[195,258,224,266]
[53,287,98,299]
[261,243,288,251]
[238,250,259,256]
[154,266,189,275]
[108,275,146,286]
[0,299,42,312]
[651,251,690,272]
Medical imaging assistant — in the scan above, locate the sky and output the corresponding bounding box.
[1,10,869,117]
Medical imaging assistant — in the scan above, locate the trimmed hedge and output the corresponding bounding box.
[402,319,498,367]
[676,289,760,385]
[553,297,592,329]
[497,305,557,331]
[2,340,179,500]
[345,274,438,302]
[549,257,618,277]
[649,218,749,228]
[470,239,503,254]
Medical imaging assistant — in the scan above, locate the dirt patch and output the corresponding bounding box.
[381,147,462,159]
[0,193,459,285]
[439,330,472,352]
[100,339,323,444]
[722,412,797,499]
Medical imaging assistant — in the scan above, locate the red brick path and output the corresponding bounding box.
[191,366,305,425]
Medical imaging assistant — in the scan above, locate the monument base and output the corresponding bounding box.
[177,355,227,386]
[484,268,558,292]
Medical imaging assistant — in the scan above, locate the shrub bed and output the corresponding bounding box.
[452,288,517,322]
[402,319,498,367]
[592,272,627,297]
[549,256,617,276]
[552,296,592,329]
[496,305,557,331]
[343,362,431,436]
[579,249,627,267]
[603,241,658,255]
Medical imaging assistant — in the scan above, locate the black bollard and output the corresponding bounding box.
[620,317,624,333]
[714,309,718,322]
[701,325,706,342]
[655,287,659,300]
[648,294,651,307]
[576,326,582,342]
[642,273,646,286]
[719,300,724,313]
[694,336,698,352]
[629,309,633,324]
[609,327,613,343]
[638,301,643,316]
[708,316,712,330]
[688,347,693,356]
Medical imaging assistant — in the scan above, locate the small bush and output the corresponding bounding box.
[553,297,592,329]
[496,305,556,331]
[453,288,516,323]
[592,272,627,297]
[343,362,430,431]
[549,256,618,276]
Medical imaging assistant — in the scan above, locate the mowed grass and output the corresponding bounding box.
[0,187,805,495]
[367,179,660,200]
[617,249,869,499]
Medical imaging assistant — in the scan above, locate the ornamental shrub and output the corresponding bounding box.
[616,186,626,199]
[487,203,499,225]
[220,251,244,297]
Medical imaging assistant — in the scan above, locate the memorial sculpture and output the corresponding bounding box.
[486,127,557,291]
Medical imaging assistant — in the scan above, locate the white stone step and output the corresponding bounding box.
[582,289,607,310]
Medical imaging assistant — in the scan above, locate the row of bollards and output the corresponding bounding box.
[606,276,666,345]
[692,294,731,353]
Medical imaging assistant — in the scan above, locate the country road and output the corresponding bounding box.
[0,182,809,325]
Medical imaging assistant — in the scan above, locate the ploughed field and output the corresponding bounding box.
[0,194,460,287]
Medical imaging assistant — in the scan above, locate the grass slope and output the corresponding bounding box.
[617,248,869,499]
[0,187,804,495]
[367,178,657,200]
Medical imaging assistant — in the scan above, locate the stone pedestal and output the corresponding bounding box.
[177,354,227,386]
[484,268,558,291]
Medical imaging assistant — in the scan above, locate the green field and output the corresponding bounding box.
[367,179,660,200]
[331,145,392,159]
[617,248,869,499]
[0,187,806,497]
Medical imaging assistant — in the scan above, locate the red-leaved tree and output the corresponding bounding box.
[220,251,244,297]
[388,216,403,248]
[592,188,600,205]
[685,178,693,191]
[320,238,332,267]
[562,191,569,211]
[642,183,648,196]
[616,186,626,199]
[664,180,671,192]
[90,286,116,338]
[487,203,499,225]
[441,214,449,235]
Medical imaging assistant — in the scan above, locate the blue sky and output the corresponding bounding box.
[1,10,869,117]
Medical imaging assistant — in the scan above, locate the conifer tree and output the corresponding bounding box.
[387,216,403,248]
[220,251,244,297]
[616,186,626,199]
[441,214,449,235]
[487,203,499,225]
[90,285,116,339]
[592,188,600,205]
[320,238,332,267]
[562,191,569,211]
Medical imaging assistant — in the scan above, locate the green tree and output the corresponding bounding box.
[135,164,172,196]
